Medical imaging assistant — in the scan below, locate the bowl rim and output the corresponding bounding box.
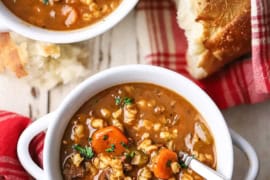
[44,64,233,179]
[0,0,139,43]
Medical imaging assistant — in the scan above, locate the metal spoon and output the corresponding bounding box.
[179,152,228,180]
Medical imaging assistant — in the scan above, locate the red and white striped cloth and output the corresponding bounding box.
[137,0,270,109]
[0,111,44,180]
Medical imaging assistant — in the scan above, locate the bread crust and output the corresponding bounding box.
[0,33,27,77]
[176,0,251,79]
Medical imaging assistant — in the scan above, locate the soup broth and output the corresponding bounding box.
[2,0,122,30]
[60,83,216,179]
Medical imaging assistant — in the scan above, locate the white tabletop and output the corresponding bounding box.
[0,11,269,179]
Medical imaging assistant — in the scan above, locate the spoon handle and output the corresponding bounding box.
[188,158,228,180]
[180,152,228,180]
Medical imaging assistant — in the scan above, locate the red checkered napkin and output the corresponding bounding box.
[136,0,270,109]
[0,111,44,180]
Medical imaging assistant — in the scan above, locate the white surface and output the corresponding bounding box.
[0,24,8,32]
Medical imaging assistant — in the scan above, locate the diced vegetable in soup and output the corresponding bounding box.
[2,0,122,30]
[60,83,216,180]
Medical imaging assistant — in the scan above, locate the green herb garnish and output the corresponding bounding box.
[103,135,108,140]
[120,142,128,149]
[129,151,135,158]
[179,160,188,169]
[115,97,134,106]
[123,97,134,105]
[166,160,172,167]
[105,144,115,153]
[73,144,94,159]
[42,0,49,5]
[115,97,122,105]
[125,151,136,159]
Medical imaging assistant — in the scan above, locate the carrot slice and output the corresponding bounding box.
[91,126,128,155]
[153,148,178,179]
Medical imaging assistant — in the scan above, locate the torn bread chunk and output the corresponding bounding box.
[176,0,251,79]
[0,32,90,89]
[0,33,27,77]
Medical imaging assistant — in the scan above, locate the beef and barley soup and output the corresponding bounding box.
[60,83,216,180]
[2,0,122,30]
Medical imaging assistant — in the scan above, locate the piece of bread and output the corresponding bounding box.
[0,32,90,89]
[176,0,251,79]
[0,33,28,77]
